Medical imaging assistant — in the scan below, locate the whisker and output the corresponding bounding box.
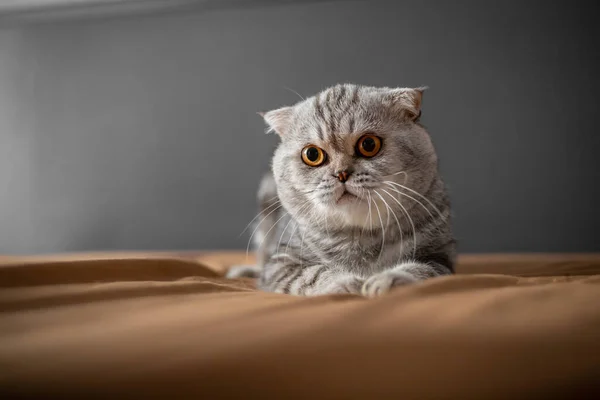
[285,202,310,260]
[354,187,367,247]
[383,171,408,184]
[297,189,318,196]
[361,189,373,238]
[285,220,300,260]
[284,86,305,101]
[385,181,445,220]
[257,208,292,258]
[246,204,283,261]
[300,220,309,270]
[258,205,298,255]
[374,189,404,264]
[276,202,310,255]
[385,171,407,177]
[300,207,310,268]
[383,183,447,236]
[239,198,280,237]
[381,188,417,258]
[371,191,385,264]
[368,191,373,232]
[276,216,294,255]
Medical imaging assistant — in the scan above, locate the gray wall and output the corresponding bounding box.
[1,0,599,254]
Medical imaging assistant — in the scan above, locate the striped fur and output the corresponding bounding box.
[228,84,455,297]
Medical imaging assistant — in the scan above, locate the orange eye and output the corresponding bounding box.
[356,134,382,158]
[301,145,327,167]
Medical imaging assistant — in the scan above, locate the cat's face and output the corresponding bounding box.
[265,84,438,230]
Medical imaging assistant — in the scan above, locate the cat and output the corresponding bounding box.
[227,84,455,297]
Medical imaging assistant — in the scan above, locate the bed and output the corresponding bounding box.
[1,252,599,399]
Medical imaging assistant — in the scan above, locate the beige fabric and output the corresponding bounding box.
[1,252,599,399]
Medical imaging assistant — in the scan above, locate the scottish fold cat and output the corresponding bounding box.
[228,84,455,297]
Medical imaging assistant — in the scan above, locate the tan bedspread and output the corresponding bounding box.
[1,252,599,399]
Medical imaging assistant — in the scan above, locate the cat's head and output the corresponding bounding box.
[264,84,438,230]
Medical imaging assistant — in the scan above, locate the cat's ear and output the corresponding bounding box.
[388,87,427,121]
[259,106,293,136]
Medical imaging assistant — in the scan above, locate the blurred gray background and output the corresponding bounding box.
[1,0,598,254]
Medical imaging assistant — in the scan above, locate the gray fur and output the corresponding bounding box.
[227,84,455,297]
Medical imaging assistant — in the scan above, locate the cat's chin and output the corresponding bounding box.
[333,185,363,205]
[337,205,373,229]
[329,193,370,224]
[335,191,359,205]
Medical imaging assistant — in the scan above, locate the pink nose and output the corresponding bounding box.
[336,170,350,183]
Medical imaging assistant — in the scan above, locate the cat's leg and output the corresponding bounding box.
[260,256,364,296]
[225,265,262,279]
[361,261,451,297]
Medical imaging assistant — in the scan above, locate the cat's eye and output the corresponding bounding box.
[356,134,382,158]
[301,145,327,167]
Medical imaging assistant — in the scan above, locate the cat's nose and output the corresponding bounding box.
[336,170,351,183]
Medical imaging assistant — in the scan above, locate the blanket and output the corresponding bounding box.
[1,252,599,399]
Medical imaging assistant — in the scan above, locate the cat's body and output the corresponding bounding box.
[228,84,455,297]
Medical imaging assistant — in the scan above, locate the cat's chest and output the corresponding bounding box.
[304,228,410,275]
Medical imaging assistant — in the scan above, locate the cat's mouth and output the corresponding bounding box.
[335,188,359,204]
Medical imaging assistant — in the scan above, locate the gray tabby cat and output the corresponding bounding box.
[227,84,455,297]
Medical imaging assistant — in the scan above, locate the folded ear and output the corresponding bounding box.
[388,86,427,121]
[259,106,293,136]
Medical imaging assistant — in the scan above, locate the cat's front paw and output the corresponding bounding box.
[226,265,261,279]
[361,270,418,297]
[326,276,364,295]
